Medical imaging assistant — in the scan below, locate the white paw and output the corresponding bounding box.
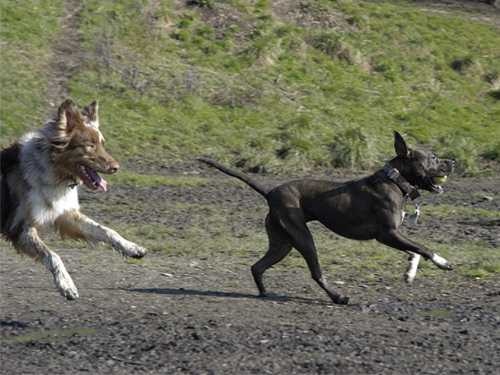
[114,239,147,258]
[57,282,79,300]
[405,273,416,284]
[54,267,79,300]
[431,253,453,270]
[47,255,79,300]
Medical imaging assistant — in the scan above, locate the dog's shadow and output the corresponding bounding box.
[127,287,333,306]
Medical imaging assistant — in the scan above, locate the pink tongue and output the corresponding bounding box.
[85,167,108,192]
[97,178,108,192]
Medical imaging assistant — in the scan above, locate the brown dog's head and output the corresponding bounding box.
[391,131,454,194]
[48,99,119,191]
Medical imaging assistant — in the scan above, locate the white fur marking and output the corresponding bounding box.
[112,236,147,258]
[85,120,104,142]
[432,253,449,268]
[405,253,421,283]
[43,252,79,299]
[30,187,79,226]
[74,215,147,258]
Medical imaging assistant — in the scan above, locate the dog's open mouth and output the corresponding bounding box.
[429,175,447,194]
[78,165,108,192]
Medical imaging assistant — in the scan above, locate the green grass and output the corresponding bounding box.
[2,1,499,173]
[0,327,97,344]
[423,203,500,220]
[108,171,210,188]
[0,0,63,139]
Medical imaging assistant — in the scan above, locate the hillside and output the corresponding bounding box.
[1,0,499,174]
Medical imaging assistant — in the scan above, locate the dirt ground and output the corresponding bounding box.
[1,166,499,375]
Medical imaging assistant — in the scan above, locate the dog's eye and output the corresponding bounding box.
[85,143,96,151]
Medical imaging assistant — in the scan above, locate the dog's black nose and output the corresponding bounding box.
[108,162,120,174]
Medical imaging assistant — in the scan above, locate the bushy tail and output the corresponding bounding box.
[198,157,269,197]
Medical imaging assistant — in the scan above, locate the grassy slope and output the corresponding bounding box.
[1,1,499,173]
[0,0,63,138]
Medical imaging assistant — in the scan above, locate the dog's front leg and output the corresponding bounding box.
[14,227,79,300]
[405,253,421,283]
[55,211,147,258]
[377,230,452,271]
[404,204,421,283]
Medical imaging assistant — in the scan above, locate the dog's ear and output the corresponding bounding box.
[49,99,81,149]
[56,99,79,132]
[394,131,409,158]
[82,100,99,125]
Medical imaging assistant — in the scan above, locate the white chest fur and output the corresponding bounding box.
[29,186,80,226]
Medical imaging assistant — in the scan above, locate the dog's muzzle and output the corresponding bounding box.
[425,160,454,194]
[426,176,444,194]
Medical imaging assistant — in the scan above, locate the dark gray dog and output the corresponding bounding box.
[199,132,454,304]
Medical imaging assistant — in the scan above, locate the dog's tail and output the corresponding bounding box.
[198,157,269,197]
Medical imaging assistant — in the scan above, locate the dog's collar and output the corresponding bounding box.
[383,164,420,201]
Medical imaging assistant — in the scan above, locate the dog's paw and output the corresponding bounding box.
[60,285,79,300]
[405,274,416,284]
[114,240,147,258]
[54,272,79,300]
[333,295,349,305]
[46,253,79,300]
[54,273,79,300]
[127,243,147,259]
[431,253,453,270]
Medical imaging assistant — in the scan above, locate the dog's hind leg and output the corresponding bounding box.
[277,210,349,305]
[14,227,79,300]
[376,230,452,271]
[251,215,292,297]
[55,211,146,258]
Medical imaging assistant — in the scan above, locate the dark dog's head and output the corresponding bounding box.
[47,99,119,192]
[390,131,454,194]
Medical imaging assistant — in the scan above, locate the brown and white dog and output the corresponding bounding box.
[1,99,146,300]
